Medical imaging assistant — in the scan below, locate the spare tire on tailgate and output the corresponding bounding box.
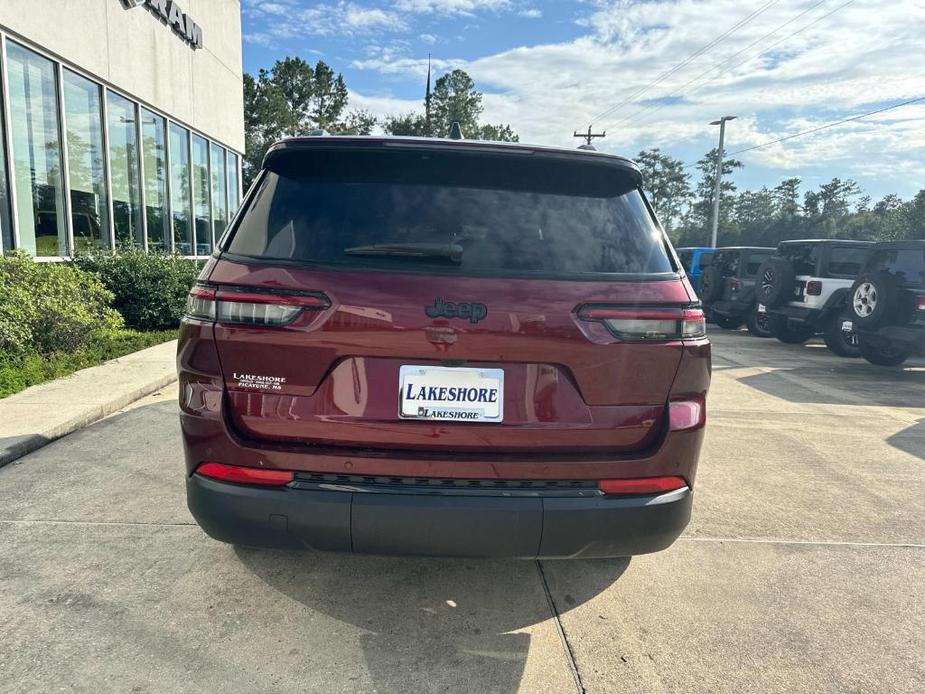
[698,265,723,303]
[850,271,899,329]
[756,256,795,307]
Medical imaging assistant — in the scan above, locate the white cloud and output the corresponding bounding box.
[419,33,438,44]
[518,8,541,19]
[347,0,925,194]
[393,0,511,17]
[245,0,406,38]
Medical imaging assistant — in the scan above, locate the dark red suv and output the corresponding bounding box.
[178,136,710,558]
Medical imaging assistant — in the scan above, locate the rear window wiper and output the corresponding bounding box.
[343,242,463,264]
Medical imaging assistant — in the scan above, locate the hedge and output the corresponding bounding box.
[74,249,203,331]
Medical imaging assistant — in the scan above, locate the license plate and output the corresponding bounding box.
[399,365,504,422]
[757,304,767,313]
[842,320,854,331]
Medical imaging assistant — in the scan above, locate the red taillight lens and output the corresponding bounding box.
[669,398,706,431]
[196,462,294,487]
[729,279,741,292]
[806,280,823,296]
[579,306,706,341]
[917,296,925,311]
[184,284,330,327]
[599,476,688,495]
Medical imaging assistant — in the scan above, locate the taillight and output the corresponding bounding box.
[599,476,688,495]
[729,279,741,292]
[196,462,294,487]
[579,306,706,341]
[183,283,330,327]
[917,296,925,311]
[806,280,822,296]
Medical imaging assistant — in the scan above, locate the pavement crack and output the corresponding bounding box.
[536,560,586,694]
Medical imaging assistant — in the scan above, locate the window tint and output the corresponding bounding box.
[780,243,819,276]
[744,252,771,277]
[7,42,67,257]
[826,246,868,277]
[868,248,925,287]
[713,251,739,277]
[227,150,673,278]
[107,92,143,248]
[62,70,109,252]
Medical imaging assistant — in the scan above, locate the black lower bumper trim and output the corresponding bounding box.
[187,475,692,559]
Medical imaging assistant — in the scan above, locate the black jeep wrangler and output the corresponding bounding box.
[698,246,776,336]
[846,240,925,366]
[755,239,873,357]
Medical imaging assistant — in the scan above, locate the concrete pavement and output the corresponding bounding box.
[0,330,923,692]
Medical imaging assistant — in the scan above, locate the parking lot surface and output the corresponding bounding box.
[1,330,923,693]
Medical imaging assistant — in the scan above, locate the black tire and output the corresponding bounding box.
[822,313,860,358]
[755,257,796,308]
[746,305,773,338]
[769,315,815,344]
[849,272,899,329]
[699,266,723,303]
[858,336,911,366]
[714,315,743,330]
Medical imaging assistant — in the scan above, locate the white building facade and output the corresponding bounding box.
[0,0,245,258]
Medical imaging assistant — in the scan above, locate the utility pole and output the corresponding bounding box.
[709,116,736,248]
[574,125,606,147]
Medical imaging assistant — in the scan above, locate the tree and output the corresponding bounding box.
[677,148,743,245]
[773,177,802,220]
[382,68,518,142]
[635,148,690,233]
[242,58,373,186]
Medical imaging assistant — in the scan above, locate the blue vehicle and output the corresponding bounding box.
[676,247,714,293]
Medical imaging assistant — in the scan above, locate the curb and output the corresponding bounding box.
[0,342,178,469]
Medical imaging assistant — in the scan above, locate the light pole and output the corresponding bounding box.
[709,116,736,248]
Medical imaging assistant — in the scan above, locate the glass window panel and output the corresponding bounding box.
[0,54,12,252]
[141,109,168,252]
[107,92,142,248]
[191,134,211,255]
[62,70,109,252]
[6,42,67,257]
[168,123,192,255]
[227,151,240,216]
[210,142,227,243]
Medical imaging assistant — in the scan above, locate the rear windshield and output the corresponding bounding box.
[780,243,819,276]
[867,248,925,287]
[744,252,771,277]
[225,149,675,279]
[713,251,739,276]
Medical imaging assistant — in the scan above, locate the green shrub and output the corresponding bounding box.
[0,251,124,356]
[74,249,202,330]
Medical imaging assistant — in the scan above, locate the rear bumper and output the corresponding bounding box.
[767,305,821,325]
[187,474,692,559]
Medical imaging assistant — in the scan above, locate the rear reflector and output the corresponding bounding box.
[184,284,330,327]
[669,398,706,431]
[806,280,823,296]
[579,306,706,341]
[599,476,688,495]
[196,462,294,487]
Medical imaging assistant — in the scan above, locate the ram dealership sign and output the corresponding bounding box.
[120,0,203,50]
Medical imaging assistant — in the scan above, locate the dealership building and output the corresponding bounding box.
[0,0,244,259]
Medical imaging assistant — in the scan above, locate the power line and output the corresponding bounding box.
[583,0,781,128]
[727,95,925,155]
[605,0,851,132]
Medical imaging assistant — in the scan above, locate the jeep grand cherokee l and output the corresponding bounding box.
[178,136,711,559]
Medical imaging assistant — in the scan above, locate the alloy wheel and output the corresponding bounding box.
[853,282,877,317]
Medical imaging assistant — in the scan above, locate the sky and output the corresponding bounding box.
[240,0,925,201]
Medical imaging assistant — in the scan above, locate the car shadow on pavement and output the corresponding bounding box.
[235,547,629,693]
[737,363,925,408]
[887,418,925,461]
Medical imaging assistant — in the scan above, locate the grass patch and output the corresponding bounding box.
[0,329,177,399]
